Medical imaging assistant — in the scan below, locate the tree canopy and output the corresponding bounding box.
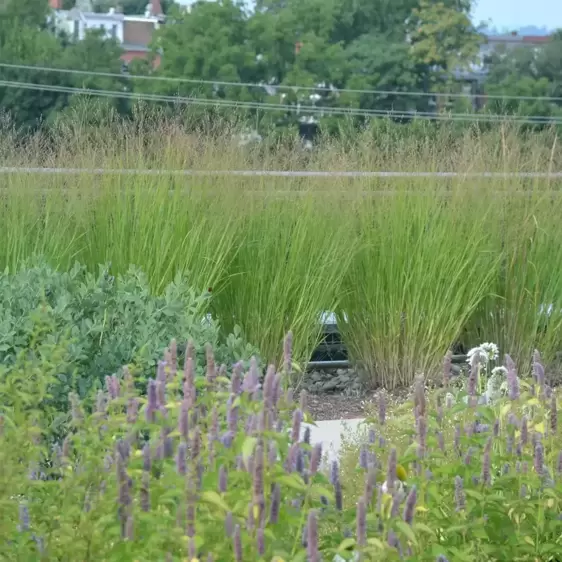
[1,0,562,132]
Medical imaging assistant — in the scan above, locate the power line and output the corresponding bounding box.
[2,61,562,103]
[1,166,561,179]
[1,78,562,125]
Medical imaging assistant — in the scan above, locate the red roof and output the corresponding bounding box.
[521,35,551,43]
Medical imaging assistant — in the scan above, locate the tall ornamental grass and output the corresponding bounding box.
[336,181,500,389]
[2,114,562,382]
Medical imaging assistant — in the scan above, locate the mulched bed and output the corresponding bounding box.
[307,387,412,421]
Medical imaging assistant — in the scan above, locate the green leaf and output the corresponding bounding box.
[242,436,258,466]
[337,538,356,552]
[395,521,418,546]
[200,491,230,512]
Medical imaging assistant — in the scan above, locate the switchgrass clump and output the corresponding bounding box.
[3,332,562,561]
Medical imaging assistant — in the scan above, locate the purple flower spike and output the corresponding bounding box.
[403,486,417,524]
[356,497,367,547]
[269,483,281,524]
[307,510,320,562]
[231,362,243,395]
[534,441,544,476]
[335,480,343,511]
[310,443,322,475]
[386,448,397,492]
[233,525,242,562]
[291,409,303,444]
[330,459,340,486]
[359,444,369,469]
[176,442,187,475]
[482,438,492,486]
[225,512,234,537]
[505,354,520,400]
[18,503,30,532]
[454,476,465,511]
[146,379,158,422]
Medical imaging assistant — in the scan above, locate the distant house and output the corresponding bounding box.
[451,31,553,109]
[48,0,164,67]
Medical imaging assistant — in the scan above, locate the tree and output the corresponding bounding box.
[483,34,562,120]
[0,0,129,129]
[408,0,481,81]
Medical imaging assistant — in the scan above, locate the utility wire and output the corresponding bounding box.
[1,79,562,125]
[2,61,562,103]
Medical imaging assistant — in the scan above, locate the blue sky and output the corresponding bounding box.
[472,0,562,32]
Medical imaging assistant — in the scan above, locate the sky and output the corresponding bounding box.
[471,0,562,32]
[176,0,562,33]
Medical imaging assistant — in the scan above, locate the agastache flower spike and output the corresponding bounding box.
[335,480,343,511]
[227,395,238,433]
[126,397,139,424]
[263,365,276,410]
[359,444,369,469]
[146,379,158,422]
[365,468,376,506]
[291,409,302,443]
[557,451,562,475]
[176,442,187,475]
[225,512,234,537]
[256,525,265,556]
[505,354,520,400]
[269,483,281,524]
[310,443,322,475]
[233,524,242,562]
[307,510,320,562]
[330,459,340,486]
[391,490,404,517]
[403,486,417,524]
[386,448,397,492]
[18,502,30,532]
[219,465,228,493]
[231,362,243,395]
[356,498,367,547]
[454,476,465,511]
[534,441,544,476]
[243,357,260,394]
[482,438,492,486]
[534,360,545,389]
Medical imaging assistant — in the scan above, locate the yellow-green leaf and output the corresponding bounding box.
[242,436,257,465]
[201,491,229,512]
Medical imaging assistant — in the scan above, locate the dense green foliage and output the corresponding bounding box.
[1,0,562,132]
[0,261,257,414]
[1,335,562,560]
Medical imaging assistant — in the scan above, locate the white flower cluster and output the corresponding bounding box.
[466,342,499,366]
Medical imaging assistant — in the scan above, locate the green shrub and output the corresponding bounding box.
[0,260,258,412]
[2,335,562,561]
